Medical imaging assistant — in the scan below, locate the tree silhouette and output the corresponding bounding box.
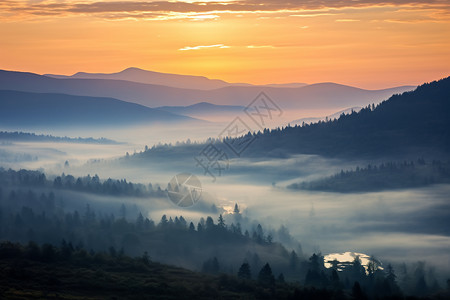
[189,222,195,231]
[233,203,240,214]
[258,263,275,286]
[205,216,214,230]
[238,262,251,279]
[218,214,226,229]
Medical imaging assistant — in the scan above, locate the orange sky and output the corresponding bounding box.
[0,0,449,89]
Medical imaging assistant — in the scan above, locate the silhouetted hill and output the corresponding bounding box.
[0,70,414,109]
[289,159,450,192]
[263,82,308,88]
[242,76,450,158]
[45,67,307,90]
[0,90,198,128]
[45,67,251,90]
[0,70,199,108]
[0,131,120,144]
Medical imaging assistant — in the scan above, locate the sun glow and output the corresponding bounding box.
[0,1,449,88]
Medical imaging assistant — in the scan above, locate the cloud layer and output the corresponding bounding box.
[179,44,230,51]
[2,0,449,21]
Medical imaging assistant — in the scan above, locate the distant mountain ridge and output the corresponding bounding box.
[0,69,415,110]
[45,67,308,90]
[45,67,252,90]
[0,90,200,129]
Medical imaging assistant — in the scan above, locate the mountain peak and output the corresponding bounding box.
[120,67,151,74]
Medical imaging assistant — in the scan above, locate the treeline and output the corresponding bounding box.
[0,168,165,198]
[0,241,420,300]
[0,192,297,279]
[1,241,448,299]
[0,181,298,280]
[0,241,296,299]
[289,159,450,192]
[0,131,120,144]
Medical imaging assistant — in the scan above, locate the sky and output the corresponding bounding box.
[0,0,449,89]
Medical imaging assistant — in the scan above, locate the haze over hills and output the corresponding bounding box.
[0,90,200,129]
[0,70,415,110]
[157,102,245,114]
[156,102,246,122]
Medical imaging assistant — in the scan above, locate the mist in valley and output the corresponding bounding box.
[2,123,449,280]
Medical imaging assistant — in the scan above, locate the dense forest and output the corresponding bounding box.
[0,131,119,144]
[4,241,447,299]
[0,213,448,299]
[289,159,450,192]
[0,183,299,278]
[0,168,164,198]
[0,168,299,276]
[0,167,448,298]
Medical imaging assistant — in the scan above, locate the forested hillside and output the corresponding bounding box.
[289,159,450,192]
[244,77,450,158]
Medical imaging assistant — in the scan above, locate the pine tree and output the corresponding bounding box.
[258,263,275,286]
[238,262,251,279]
[159,215,168,227]
[233,203,240,214]
[218,214,226,228]
[189,222,195,231]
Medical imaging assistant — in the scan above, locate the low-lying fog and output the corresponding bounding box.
[1,122,449,276]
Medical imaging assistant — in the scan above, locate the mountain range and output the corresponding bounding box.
[0,90,199,128]
[0,69,414,110]
[45,67,252,90]
[45,67,310,90]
